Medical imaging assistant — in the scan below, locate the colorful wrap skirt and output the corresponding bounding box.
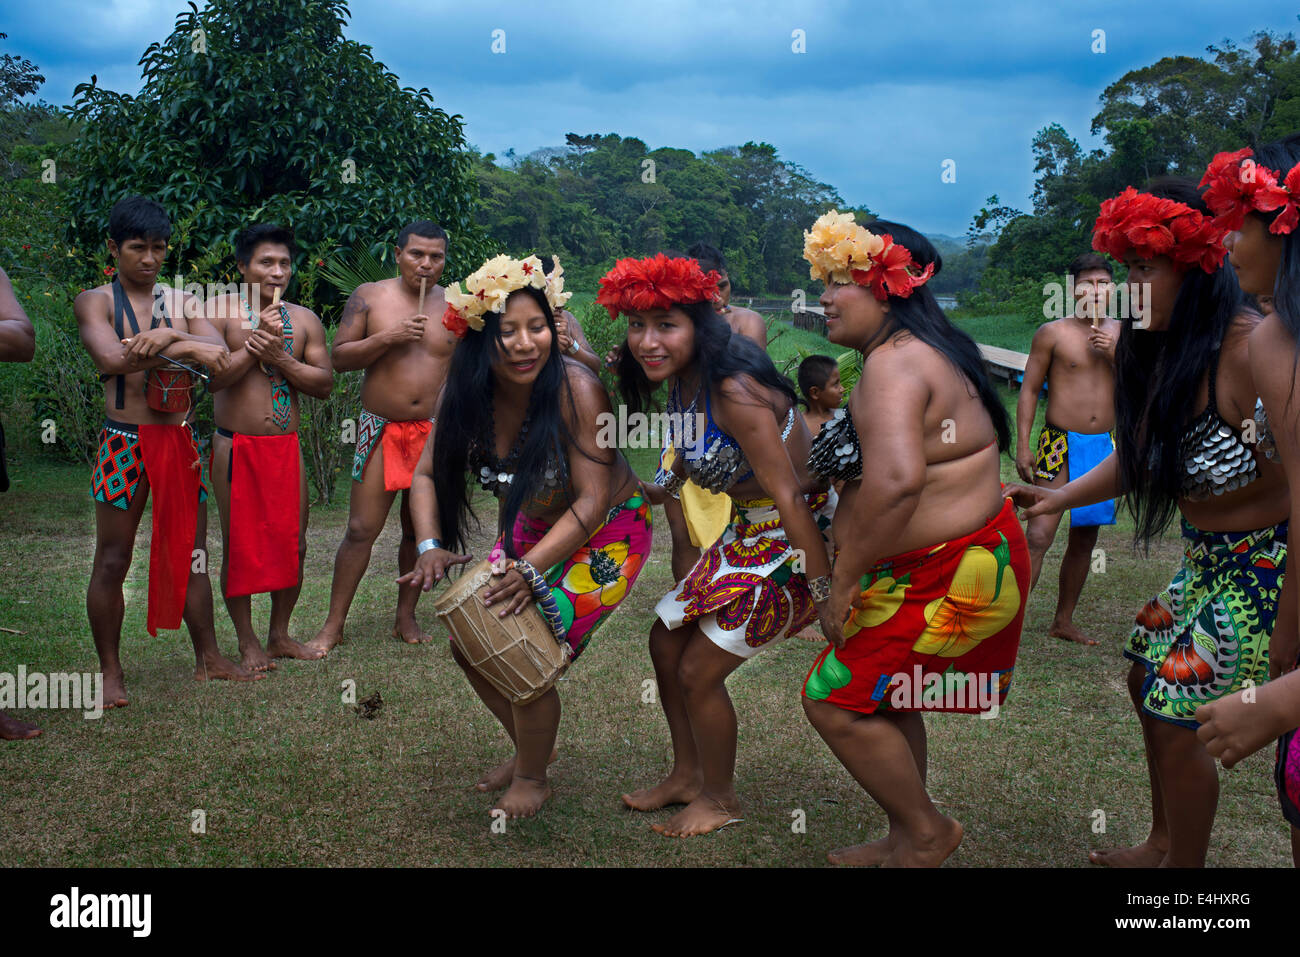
[655,489,836,659]
[352,408,434,491]
[89,419,208,636]
[1125,520,1287,729]
[803,497,1029,715]
[503,491,653,662]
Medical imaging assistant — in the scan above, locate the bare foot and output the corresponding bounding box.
[494,776,552,818]
[827,834,893,866]
[884,815,963,867]
[652,795,743,838]
[267,632,327,661]
[622,772,702,811]
[193,654,263,683]
[392,619,434,645]
[476,749,559,792]
[1089,838,1167,868]
[1048,618,1099,646]
[0,710,41,740]
[795,625,824,642]
[101,670,130,709]
[238,639,277,673]
[305,624,343,657]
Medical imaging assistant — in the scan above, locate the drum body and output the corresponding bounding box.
[434,560,569,705]
[145,368,195,413]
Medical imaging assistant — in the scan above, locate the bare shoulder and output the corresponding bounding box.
[564,357,604,399]
[1029,320,1060,348]
[863,336,938,399]
[287,302,324,333]
[717,371,769,405]
[205,293,241,326]
[1248,311,1291,354]
[74,283,112,320]
[1222,309,1263,363]
[1249,313,1298,384]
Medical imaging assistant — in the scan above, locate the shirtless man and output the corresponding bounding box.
[1015,252,1121,646]
[309,221,453,654]
[0,265,39,739]
[206,224,333,671]
[77,195,257,708]
[687,241,767,345]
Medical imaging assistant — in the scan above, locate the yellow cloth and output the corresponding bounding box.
[661,445,734,548]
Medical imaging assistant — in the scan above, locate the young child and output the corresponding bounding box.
[798,354,844,436]
[794,354,845,641]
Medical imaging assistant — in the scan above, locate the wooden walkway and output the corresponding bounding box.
[977,344,1029,387]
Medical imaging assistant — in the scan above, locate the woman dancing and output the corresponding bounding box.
[799,212,1029,867]
[1016,180,1288,867]
[1189,139,1300,865]
[605,253,841,837]
[401,254,652,819]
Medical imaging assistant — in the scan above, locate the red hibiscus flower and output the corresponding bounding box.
[1093,187,1226,273]
[597,254,720,319]
[442,305,468,338]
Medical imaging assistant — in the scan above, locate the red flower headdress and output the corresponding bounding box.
[596,254,721,320]
[802,210,934,301]
[1092,187,1227,274]
[1199,147,1300,235]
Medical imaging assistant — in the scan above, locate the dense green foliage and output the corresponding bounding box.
[472,135,861,295]
[62,0,490,314]
[965,29,1300,313]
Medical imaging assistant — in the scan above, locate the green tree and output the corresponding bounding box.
[63,0,489,311]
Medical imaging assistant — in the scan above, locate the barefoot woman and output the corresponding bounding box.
[606,253,842,837]
[401,255,651,819]
[1192,139,1300,866]
[800,212,1028,867]
[1016,180,1287,867]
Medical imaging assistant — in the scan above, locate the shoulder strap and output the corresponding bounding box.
[1206,347,1221,415]
[109,278,140,410]
[279,302,294,357]
[151,285,171,330]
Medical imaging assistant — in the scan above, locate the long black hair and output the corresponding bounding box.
[432,285,581,558]
[1113,176,1249,546]
[856,220,1011,452]
[1250,133,1300,405]
[617,298,799,415]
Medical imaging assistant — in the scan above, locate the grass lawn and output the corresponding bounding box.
[0,433,1291,868]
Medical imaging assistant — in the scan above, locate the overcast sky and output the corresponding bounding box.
[6,0,1299,236]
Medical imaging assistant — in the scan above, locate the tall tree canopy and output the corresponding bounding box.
[64,0,489,283]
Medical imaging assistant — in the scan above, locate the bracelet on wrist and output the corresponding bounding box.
[808,574,832,604]
[511,559,568,645]
[417,538,443,556]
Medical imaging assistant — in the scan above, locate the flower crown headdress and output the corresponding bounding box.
[1199,147,1300,235]
[442,254,572,338]
[596,253,721,320]
[1091,187,1227,274]
[802,210,934,301]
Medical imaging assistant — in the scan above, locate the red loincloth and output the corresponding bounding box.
[381,419,433,492]
[138,424,201,635]
[226,432,302,598]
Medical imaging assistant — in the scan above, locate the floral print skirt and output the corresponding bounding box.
[656,490,836,659]
[508,491,653,663]
[803,497,1028,716]
[1125,519,1286,729]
